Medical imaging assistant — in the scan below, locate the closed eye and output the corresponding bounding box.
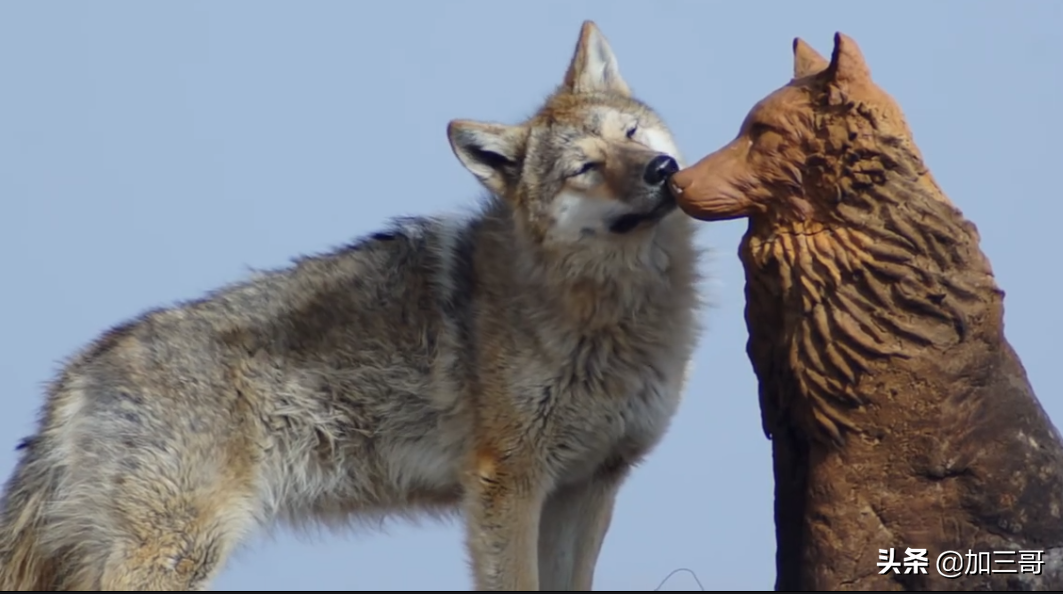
[572,162,602,177]
[749,122,783,140]
[749,123,771,137]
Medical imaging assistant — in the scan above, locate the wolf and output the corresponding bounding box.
[669,33,1063,590]
[0,20,701,591]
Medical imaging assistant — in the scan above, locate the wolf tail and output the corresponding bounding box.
[0,439,62,591]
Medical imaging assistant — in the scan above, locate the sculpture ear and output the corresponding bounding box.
[792,37,829,79]
[825,32,872,86]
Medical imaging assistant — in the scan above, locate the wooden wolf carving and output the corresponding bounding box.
[671,32,1063,591]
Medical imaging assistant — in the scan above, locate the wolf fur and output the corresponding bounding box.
[0,20,702,591]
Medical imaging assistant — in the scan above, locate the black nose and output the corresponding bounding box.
[643,154,679,186]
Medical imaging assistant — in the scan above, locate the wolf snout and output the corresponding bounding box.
[643,154,679,186]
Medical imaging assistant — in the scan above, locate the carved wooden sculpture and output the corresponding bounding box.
[670,33,1063,590]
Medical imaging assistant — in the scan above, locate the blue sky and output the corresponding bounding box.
[1,1,1060,590]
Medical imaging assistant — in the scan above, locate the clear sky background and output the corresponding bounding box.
[1,1,1060,590]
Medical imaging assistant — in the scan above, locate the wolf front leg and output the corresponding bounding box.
[463,447,547,590]
[537,460,629,590]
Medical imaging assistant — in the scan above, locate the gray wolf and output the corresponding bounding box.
[669,32,1063,590]
[0,20,701,591]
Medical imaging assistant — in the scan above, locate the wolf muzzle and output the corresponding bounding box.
[608,154,679,234]
[643,154,678,186]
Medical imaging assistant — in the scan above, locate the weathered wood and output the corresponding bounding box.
[670,32,1063,590]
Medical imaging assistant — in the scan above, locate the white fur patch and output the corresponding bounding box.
[584,33,621,86]
[548,191,625,243]
[593,107,631,140]
[641,128,685,167]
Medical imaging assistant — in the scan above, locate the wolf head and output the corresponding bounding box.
[669,33,931,226]
[447,21,685,248]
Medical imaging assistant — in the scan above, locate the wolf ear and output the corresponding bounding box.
[825,32,871,85]
[792,38,829,79]
[447,120,525,197]
[562,21,631,96]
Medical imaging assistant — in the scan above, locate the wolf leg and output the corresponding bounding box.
[463,449,545,591]
[537,462,629,590]
[65,452,253,591]
[94,498,241,592]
